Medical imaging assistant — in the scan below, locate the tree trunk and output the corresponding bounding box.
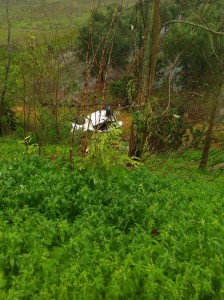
[130,0,161,159]
[0,0,11,136]
[147,0,160,98]
[199,80,224,170]
[129,124,137,157]
[136,0,160,104]
[135,0,151,105]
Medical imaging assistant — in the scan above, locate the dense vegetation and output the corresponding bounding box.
[0,0,224,298]
[0,147,224,299]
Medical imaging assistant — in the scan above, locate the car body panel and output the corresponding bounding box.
[71,109,122,132]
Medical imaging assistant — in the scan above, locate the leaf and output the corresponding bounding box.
[10,258,15,268]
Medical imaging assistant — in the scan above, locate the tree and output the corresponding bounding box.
[77,4,132,81]
[129,0,224,159]
[0,0,12,136]
[159,0,224,89]
[129,0,161,157]
[159,0,224,168]
[138,0,161,103]
[199,80,224,170]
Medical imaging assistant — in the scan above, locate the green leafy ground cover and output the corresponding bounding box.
[146,149,224,183]
[0,139,224,299]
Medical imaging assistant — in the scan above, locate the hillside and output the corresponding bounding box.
[0,143,224,299]
[0,0,133,45]
[0,1,224,297]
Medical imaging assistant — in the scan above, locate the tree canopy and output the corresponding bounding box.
[77,4,132,79]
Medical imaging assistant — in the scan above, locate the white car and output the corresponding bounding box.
[71,107,123,133]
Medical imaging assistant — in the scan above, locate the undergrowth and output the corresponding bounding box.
[0,153,224,299]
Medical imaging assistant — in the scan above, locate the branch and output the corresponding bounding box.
[163,53,181,115]
[208,34,224,65]
[162,20,224,36]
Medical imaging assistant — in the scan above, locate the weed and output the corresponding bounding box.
[0,150,223,298]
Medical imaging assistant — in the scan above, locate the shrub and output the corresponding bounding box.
[110,76,134,105]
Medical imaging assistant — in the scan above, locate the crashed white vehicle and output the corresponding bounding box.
[71,107,123,133]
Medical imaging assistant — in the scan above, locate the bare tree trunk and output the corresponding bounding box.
[130,0,161,159]
[129,124,137,157]
[147,0,160,98]
[0,0,11,136]
[135,0,160,105]
[199,80,224,170]
[96,4,118,84]
[135,0,151,105]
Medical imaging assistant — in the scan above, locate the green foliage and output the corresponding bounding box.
[159,0,224,88]
[11,42,75,144]
[110,76,135,104]
[0,153,224,298]
[77,4,132,76]
[150,112,193,150]
[0,49,21,134]
[0,137,24,160]
[65,80,79,93]
[0,51,20,102]
[132,101,190,152]
[83,125,134,171]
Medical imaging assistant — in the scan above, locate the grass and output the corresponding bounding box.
[145,148,224,183]
[0,0,133,46]
[1,135,223,181]
[0,137,24,160]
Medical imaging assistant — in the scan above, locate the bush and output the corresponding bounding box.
[110,76,134,104]
[82,125,134,171]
